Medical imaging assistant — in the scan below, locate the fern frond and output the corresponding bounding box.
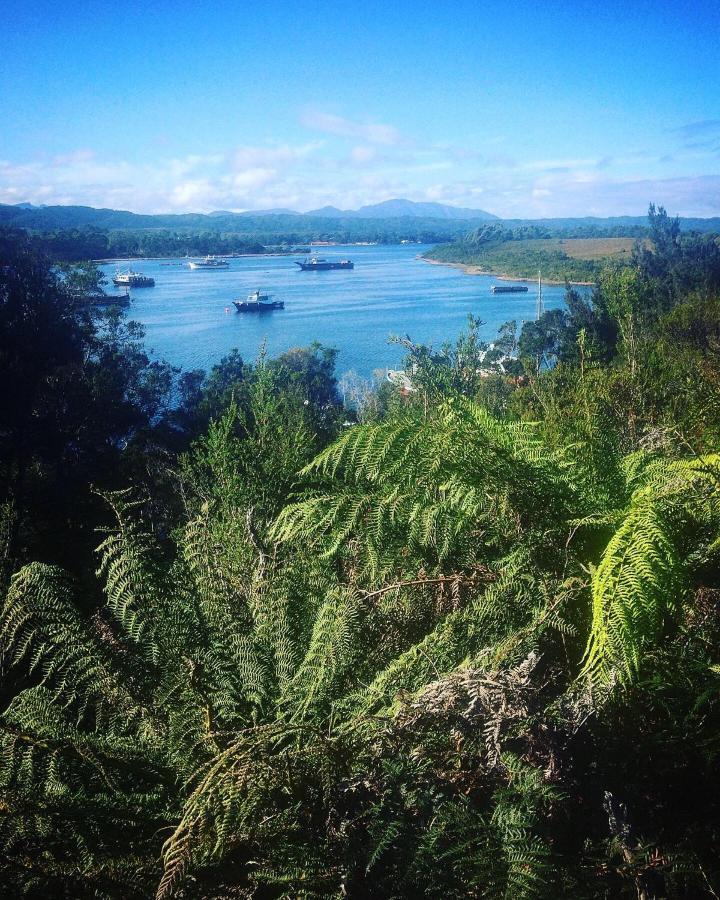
[582,455,720,684]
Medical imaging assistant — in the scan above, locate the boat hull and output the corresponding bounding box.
[233,300,284,312]
[86,294,131,307]
[112,277,155,287]
[295,261,354,270]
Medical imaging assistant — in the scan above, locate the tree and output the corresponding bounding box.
[518,308,569,374]
[58,260,107,296]
[0,233,175,573]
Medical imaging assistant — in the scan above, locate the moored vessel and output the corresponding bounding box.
[233,290,284,312]
[295,256,354,271]
[491,284,528,293]
[188,255,230,269]
[112,270,155,287]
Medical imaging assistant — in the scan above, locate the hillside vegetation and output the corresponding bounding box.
[424,225,652,281]
[2,206,720,898]
[3,202,720,264]
[533,236,645,260]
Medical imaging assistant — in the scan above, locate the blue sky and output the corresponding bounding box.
[2,0,719,217]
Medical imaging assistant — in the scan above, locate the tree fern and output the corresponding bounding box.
[582,455,720,684]
[272,398,574,582]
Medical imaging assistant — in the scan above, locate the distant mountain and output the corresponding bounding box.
[237,208,301,217]
[2,202,718,236]
[305,199,498,220]
[305,205,347,218]
[357,199,498,220]
[207,208,301,217]
[0,204,301,231]
[0,200,497,231]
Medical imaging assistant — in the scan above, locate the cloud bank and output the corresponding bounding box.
[1,112,719,218]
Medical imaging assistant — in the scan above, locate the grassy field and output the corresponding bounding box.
[425,236,646,282]
[526,237,643,260]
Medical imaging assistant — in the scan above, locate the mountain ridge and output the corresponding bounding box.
[1,202,719,235]
[304,199,498,220]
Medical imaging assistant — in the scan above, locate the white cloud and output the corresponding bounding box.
[231,168,278,190]
[233,142,322,168]
[2,136,720,218]
[300,111,404,145]
[521,157,602,172]
[170,180,218,208]
[349,145,378,165]
[52,149,96,165]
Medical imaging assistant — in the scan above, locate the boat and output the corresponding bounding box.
[490,284,528,293]
[188,255,230,269]
[294,256,354,271]
[233,290,284,312]
[112,270,155,287]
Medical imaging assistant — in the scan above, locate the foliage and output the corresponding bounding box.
[2,205,720,898]
[0,233,176,573]
[426,236,603,282]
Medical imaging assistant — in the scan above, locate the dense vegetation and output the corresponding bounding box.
[3,202,720,265]
[2,205,720,898]
[0,209,477,260]
[425,214,720,283]
[424,223,633,281]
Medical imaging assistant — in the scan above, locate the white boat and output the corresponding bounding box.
[188,255,230,269]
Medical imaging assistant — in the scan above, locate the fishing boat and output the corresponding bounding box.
[112,270,155,287]
[295,256,354,271]
[233,290,284,312]
[491,284,528,293]
[188,255,230,269]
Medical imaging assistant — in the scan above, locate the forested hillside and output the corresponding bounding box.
[425,211,720,282]
[2,206,720,898]
[0,204,490,256]
[3,202,720,265]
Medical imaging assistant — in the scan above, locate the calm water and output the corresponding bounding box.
[100,246,587,379]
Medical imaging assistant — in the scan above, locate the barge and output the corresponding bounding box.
[295,256,354,271]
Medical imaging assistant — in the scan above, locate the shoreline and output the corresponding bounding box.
[421,256,595,286]
[91,243,382,264]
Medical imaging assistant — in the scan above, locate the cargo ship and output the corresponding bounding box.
[295,256,354,271]
[490,284,528,293]
[233,290,284,312]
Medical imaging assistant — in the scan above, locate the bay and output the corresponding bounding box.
[100,245,589,379]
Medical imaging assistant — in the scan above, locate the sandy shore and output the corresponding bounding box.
[421,256,595,287]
